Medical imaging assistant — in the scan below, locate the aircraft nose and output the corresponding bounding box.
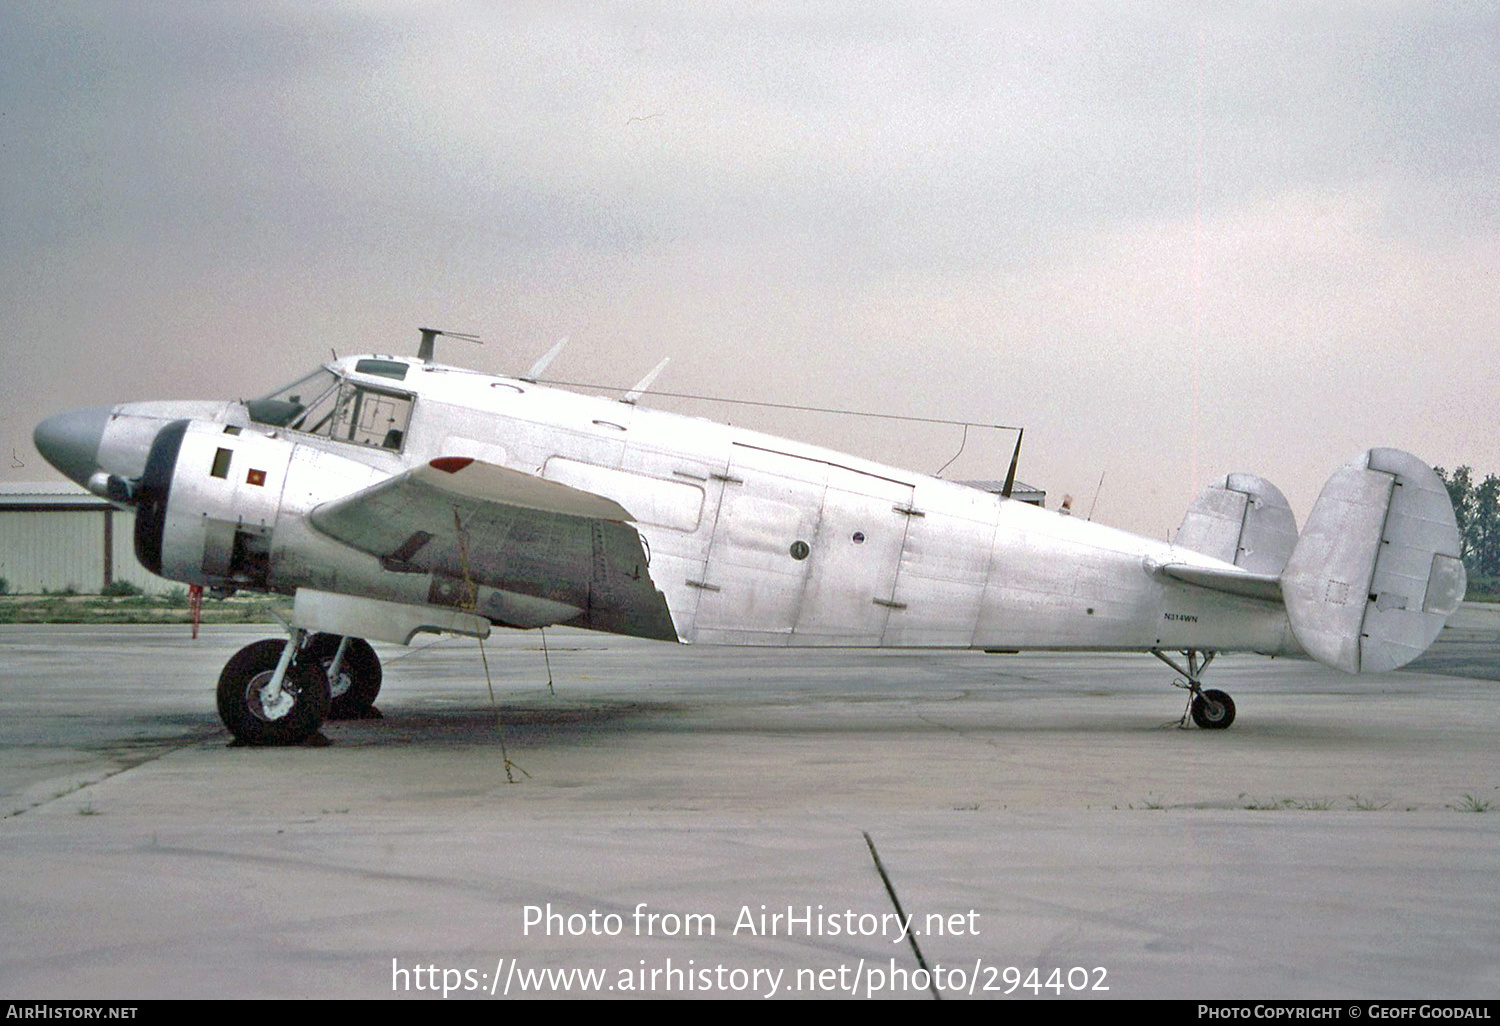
[34,406,114,487]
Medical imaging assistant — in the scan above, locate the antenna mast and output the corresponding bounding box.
[1000,428,1024,498]
[416,327,483,363]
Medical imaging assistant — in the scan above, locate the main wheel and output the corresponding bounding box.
[1190,688,1236,730]
[217,639,331,745]
[305,634,382,719]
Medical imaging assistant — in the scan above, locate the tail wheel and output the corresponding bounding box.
[305,633,382,720]
[1190,688,1236,730]
[217,639,331,745]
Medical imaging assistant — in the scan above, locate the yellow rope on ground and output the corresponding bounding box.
[455,508,527,783]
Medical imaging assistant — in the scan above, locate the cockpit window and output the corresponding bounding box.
[246,369,339,428]
[247,367,413,452]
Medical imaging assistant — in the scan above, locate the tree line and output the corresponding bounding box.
[1434,467,1500,580]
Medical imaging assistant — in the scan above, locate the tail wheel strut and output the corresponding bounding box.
[1150,648,1235,730]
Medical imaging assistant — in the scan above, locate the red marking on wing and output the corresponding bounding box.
[429,457,475,474]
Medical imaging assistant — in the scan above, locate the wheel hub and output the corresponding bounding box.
[246,670,295,721]
[325,663,352,699]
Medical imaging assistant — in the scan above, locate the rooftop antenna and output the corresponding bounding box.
[1000,427,1024,498]
[521,336,569,383]
[621,358,670,405]
[1086,471,1107,521]
[416,327,483,363]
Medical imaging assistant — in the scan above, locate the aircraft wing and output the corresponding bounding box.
[1150,560,1284,603]
[307,457,677,639]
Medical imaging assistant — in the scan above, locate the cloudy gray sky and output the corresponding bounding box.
[4,2,1497,537]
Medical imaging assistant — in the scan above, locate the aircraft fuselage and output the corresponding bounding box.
[39,353,1297,657]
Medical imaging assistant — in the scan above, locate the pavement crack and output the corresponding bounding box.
[3,728,220,819]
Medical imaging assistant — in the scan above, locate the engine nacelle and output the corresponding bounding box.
[134,418,386,592]
[135,419,298,588]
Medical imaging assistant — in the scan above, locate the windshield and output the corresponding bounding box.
[246,369,341,430]
[247,367,413,451]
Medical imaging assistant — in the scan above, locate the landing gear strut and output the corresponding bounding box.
[216,630,384,742]
[1150,649,1236,730]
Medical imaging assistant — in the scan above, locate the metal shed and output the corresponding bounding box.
[0,482,171,594]
[958,479,1047,507]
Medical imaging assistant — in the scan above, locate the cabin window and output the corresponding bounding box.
[316,382,414,450]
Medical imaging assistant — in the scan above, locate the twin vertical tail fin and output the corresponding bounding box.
[1173,451,1467,674]
[1175,473,1299,575]
[1281,449,1467,673]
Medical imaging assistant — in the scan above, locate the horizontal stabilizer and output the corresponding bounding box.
[1154,562,1283,603]
[1175,473,1298,574]
[1282,449,1466,673]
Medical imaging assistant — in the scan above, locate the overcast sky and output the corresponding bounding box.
[4,2,1496,538]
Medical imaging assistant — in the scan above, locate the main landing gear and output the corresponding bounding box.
[1150,649,1236,730]
[305,633,383,720]
[217,629,383,745]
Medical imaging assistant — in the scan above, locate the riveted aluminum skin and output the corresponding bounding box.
[35,353,1465,676]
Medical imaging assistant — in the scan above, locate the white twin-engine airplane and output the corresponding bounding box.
[34,330,1467,745]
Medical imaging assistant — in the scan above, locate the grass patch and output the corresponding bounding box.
[1462,573,1500,603]
[0,593,291,625]
[1238,793,1337,811]
[1239,794,1293,810]
[1448,794,1493,813]
[1294,797,1336,811]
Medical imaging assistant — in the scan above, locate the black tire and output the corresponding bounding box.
[305,634,382,719]
[1190,688,1236,730]
[216,639,331,745]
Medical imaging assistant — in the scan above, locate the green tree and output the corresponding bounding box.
[1435,466,1500,577]
[1473,474,1500,577]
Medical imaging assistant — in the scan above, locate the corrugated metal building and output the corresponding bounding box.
[959,479,1047,507]
[0,483,172,594]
